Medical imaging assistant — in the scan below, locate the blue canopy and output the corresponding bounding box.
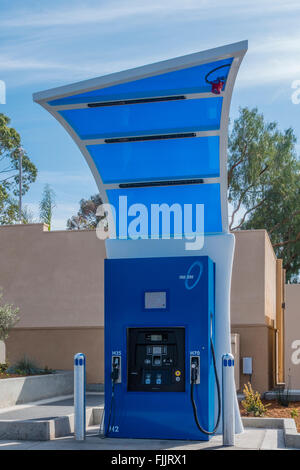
[33,41,247,238]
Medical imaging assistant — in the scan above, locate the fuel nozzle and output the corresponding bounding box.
[111,367,119,381]
[190,356,200,384]
[111,356,121,383]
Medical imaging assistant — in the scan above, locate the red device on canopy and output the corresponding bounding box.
[211,79,225,95]
[205,64,230,95]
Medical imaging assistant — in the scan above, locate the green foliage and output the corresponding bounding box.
[42,365,55,374]
[241,382,270,416]
[67,193,106,230]
[290,408,299,419]
[0,363,8,373]
[0,288,19,341]
[7,356,40,375]
[0,113,37,224]
[39,184,56,230]
[21,205,35,224]
[0,199,35,225]
[6,356,55,376]
[228,107,300,281]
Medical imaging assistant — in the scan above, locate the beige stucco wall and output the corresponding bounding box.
[6,327,104,383]
[0,224,106,384]
[231,230,266,326]
[0,224,105,328]
[0,224,282,391]
[231,230,278,393]
[230,325,274,393]
[285,284,300,389]
[231,229,277,327]
[1,226,277,332]
[264,234,277,325]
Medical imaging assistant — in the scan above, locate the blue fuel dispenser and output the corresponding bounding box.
[104,256,220,440]
[33,40,247,442]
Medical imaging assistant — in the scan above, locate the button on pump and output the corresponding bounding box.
[152,355,162,366]
[145,373,151,385]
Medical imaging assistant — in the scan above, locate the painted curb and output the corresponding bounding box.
[0,406,104,441]
[242,417,300,449]
[0,371,73,408]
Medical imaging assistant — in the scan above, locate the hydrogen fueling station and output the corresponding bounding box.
[33,40,248,444]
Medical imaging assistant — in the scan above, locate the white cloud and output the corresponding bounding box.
[0,1,203,28]
[2,1,300,89]
[1,1,300,28]
[239,48,300,87]
[36,171,95,185]
[0,55,148,80]
[0,56,73,72]
[3,35,300,90]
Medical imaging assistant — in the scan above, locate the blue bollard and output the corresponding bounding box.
[74,353,86,441]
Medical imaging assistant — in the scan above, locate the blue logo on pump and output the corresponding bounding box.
[184,261,203,290]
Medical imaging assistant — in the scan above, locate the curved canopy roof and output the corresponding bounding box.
[33,41,247,239]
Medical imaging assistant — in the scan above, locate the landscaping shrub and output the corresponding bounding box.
[0,363,8,373]
[6,356,54,376]
[0,289,20,341]
[290,409,299,419]
[7,356,40,375]
[241,382,270,416]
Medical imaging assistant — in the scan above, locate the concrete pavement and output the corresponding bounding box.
[0,425,290,450]
[0,393,297,450]
[0,393,104,441]
[0,393,103,421]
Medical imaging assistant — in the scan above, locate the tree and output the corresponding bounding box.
[0,113,37,224]
[21,205,35,224]
[67,193,105,230]
[39,184,56,230]
[0,198,35,225]
[228,107,300,281]
[0,288,19,342]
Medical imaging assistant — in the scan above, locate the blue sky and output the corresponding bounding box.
[1,0,300,229]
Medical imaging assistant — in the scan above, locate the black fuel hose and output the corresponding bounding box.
[104,372,117,437]
[190,338,221,435]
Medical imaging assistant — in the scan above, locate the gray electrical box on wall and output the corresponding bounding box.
[243,357,253,375]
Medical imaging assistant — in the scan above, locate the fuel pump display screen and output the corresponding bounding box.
[127,327,185,392]
[149,335,162,342]
[144,291,166,309]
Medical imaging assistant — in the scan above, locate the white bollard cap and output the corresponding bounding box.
[222,353,234,367]
[74,353,86,365]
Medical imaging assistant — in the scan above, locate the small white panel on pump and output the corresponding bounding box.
[145,291,166,309]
